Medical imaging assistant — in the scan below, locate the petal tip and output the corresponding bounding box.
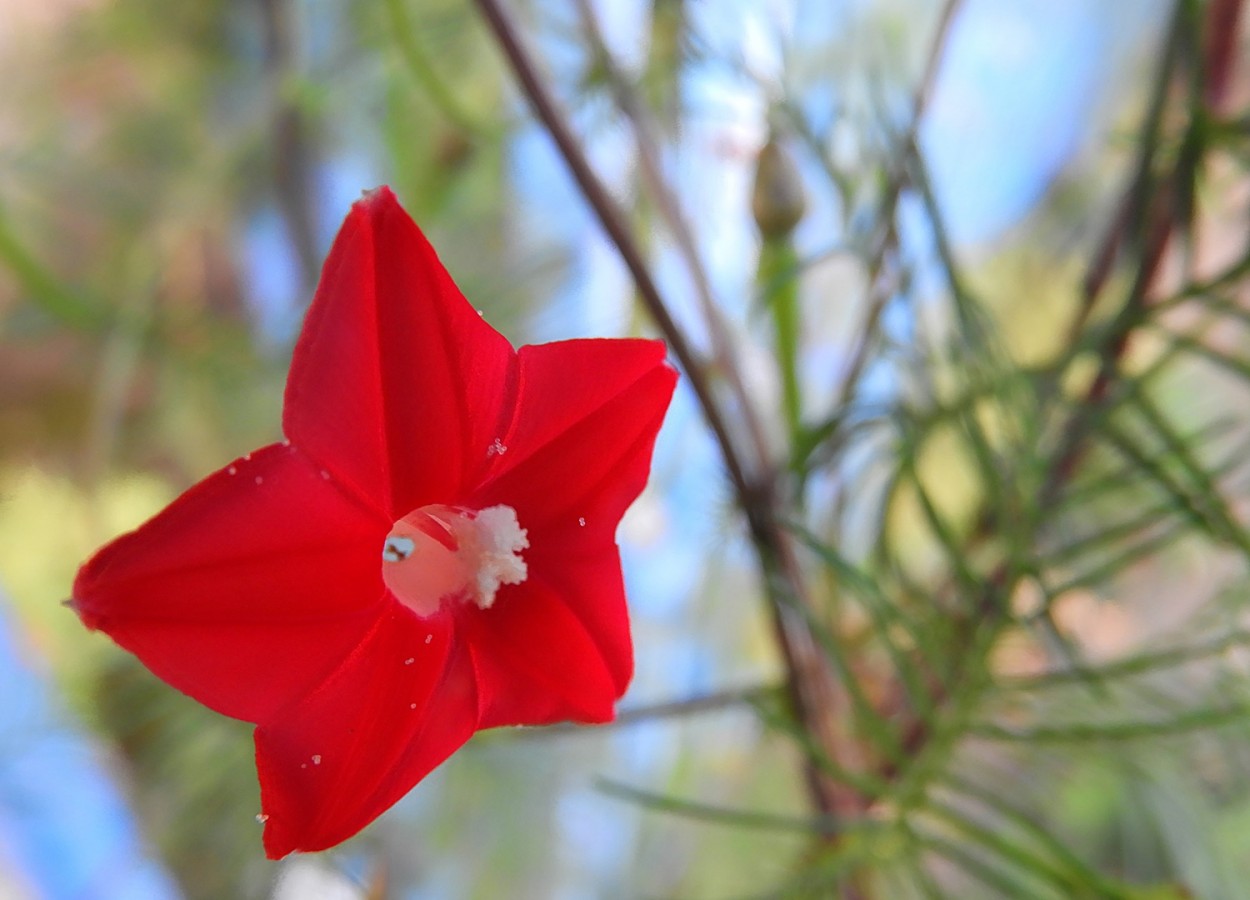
[64,594,98,630]
[69,566,105,630]
[354,185,402,220]
[261,822,296,860]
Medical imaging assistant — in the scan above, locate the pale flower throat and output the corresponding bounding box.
[381,504,529,617]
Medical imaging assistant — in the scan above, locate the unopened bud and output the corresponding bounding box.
[751,135,806,238]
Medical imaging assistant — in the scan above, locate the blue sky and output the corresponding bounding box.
[0,596,181,898]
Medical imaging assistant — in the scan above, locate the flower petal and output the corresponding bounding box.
[255,607,474,858]
[463,578,619,729]
[459,338,674,727]
[527,530,634,696]
[469,338,676,532]
[283,187,518,518]
[72,443,387,724]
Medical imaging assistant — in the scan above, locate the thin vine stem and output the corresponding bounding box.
[830,0,965,412]
[568,0,773,474]
[385,0,500,137]
[471,0,754,500]
[471,0,865,829]
[502,683,781,738]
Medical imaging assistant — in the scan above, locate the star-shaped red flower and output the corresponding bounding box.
[72,187,677,858]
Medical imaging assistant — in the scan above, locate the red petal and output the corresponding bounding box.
[283,187,518,518]
[528,531,634,696]
[469,338,676,532]
[255,607,474,857]
[459,338,674,726]
[463,579,619,728]
[72,443,388,723]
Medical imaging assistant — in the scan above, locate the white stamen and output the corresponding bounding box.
[468,505,529,609]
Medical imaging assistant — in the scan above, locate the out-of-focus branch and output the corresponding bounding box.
[471,0,753,499]
[1203,0,1245,111]
[556,19,859,809]
[1073,0,1242,336]
[569,0,772,471]
[893,0,1222,776]
[506,683,781,738]
[832,0,965,411]
[0,214,106,331]
[471,0,867,827]
[260,0,321,291]
[384,0,498,138]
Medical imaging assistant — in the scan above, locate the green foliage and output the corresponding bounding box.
[3,0,1250,897]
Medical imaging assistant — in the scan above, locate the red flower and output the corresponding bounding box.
[72,187,677,858]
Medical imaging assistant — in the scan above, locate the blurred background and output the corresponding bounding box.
[1,0,1248,897]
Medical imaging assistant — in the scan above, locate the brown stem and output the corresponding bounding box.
[472,0,862,829]
[260,0,321,290]
[569,0,775,475]
[1074,0,1189,335]
[472,0,753,499]
[1203,0,1245,111]
[755,512,867,820]
[507,683,780,738]
[893,0,1211,781]
[833,0,965,410]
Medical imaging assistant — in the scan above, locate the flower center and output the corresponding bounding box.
[381,504,529,617]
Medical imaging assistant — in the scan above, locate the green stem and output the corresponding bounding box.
[0,214,104,331]
[759,236,802,445]
[385,0,496,137]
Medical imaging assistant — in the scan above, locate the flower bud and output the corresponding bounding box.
[751,135,806,238]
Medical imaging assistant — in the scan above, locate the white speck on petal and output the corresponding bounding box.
[227,465,237,476]
[404,657,414,665]
[424,634,433,644]
[282,439,291,447]
[320,470,331,480]
[300,763,307,769]
[312,755,321,765]
[254,476,264,485]
[243,453,252,461]
[256,813,269,824]
[477,309,484,316]
[487,438,508,457]
[409,703,417,709]
[578,517,586,527]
